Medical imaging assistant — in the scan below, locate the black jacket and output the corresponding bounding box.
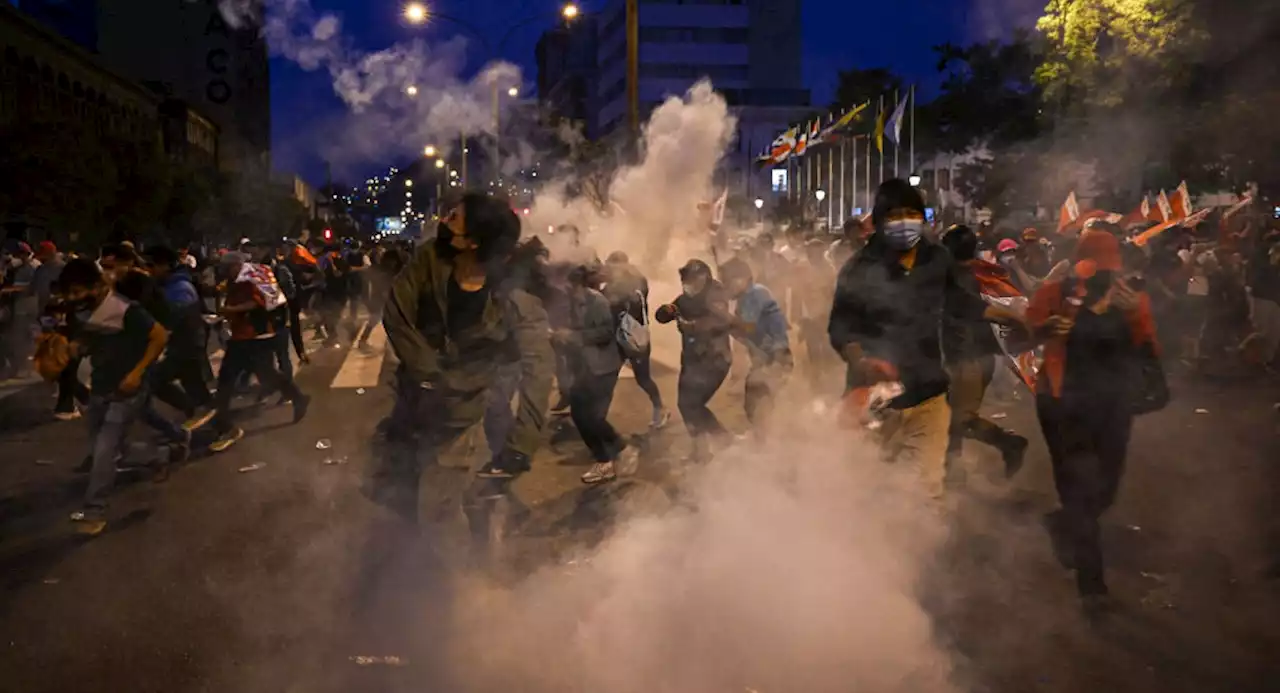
[655,280,732,366]
[828,233,988,408]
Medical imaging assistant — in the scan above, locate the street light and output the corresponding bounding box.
[403,2,428,24]
[562,3,581,20]
[753,198,764,210]
[753,197,764,224]
[815,189,827,202]
[908,173,922,187]
[507,86,519,97]
[423,144,436,157]
[405,85,418,96]
[435,159,445,169]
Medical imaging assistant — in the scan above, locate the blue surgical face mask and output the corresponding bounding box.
[883,219,923,250]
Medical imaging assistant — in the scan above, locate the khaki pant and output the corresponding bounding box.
[877,394,952,498]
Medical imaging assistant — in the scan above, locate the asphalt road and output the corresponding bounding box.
[0,330,1278,693]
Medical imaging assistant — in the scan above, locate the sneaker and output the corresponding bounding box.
[70,511,107,537]
[650,408,672,430]
[291,393,311,424]
[182,407,218,432]
[1002,436,1029,479]
[209,427,245,453]
[166,430,192,468]
[581,462,617,485]
[53,409,81,421]
[477,451,531,479]
[616,446,640,476]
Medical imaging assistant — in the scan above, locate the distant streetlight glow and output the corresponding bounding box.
[405,85,418,96]
[815,189,827,202]
[908,173,922,187]
[562,4,580,20]
[753,198,764,210]
[435,159,445,169]
[405,180,413,187]
[423,144,437,157]
[403,2,427,24]
[507,87,519,97]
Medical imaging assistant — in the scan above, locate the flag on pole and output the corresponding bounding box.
[874,105,887,154]
[819,101,869,141]
[806,119,823,149]
[1124,195,1151,227]
[1132,207,1212,247]
[1155,190,1173,223]
[886,93,909,145]
[794,122,811,157]
[710,187,728,229]
[1170,181,1192,220]
[756,126,798,166]
[1057,191,1080,233]
[1223,194,1253,220]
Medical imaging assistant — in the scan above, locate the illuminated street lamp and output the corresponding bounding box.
[403,2,428,24]
[753,197,764,224]
[423,144,437,157]
[435,159,445,169]
[814,189,826,202]
[507,86,519,98]
[562,3,580,20]
[405,179,413,187]
[908,173,922,187]
[753,198,764,210]
[405,85,418,96]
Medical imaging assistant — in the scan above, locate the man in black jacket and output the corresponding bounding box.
[828,180,1022,499]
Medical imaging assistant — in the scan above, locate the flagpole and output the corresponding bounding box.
[893,89,900,178]
[909,84,916,176]
[826,131,834,230]
[839,138,847,228]
[851,134,857,218]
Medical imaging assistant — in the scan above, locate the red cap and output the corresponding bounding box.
[36,241,57,257]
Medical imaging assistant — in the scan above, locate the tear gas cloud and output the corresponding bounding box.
[446,407,961,693]
[218,0,524,174]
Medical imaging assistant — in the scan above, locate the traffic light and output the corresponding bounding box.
[323,228,333,241]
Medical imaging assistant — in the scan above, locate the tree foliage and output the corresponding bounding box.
[830,67,903,112]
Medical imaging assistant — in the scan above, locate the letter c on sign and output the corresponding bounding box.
[206,49,230,74]
[207,80,231,104]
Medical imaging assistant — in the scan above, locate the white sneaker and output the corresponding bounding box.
[616,446,640,476]
[581,462,616,485]
[54,409,81,421]
[650,408,672,429]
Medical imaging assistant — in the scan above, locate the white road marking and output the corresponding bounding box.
[330,324,389,389]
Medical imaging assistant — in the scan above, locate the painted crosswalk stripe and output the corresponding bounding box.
[330,324,389,389]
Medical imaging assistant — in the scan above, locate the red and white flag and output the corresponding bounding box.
[1170,181,1192,220]
[1124,195,1151,227]
[1153,190,1173,223]
[1057,191,1080,233]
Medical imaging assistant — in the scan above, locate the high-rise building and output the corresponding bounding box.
[13,0,96,50]
[94,0,270,174]
[594,0,808,136]
[536,15,598,138]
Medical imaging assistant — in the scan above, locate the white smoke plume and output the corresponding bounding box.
[530,80,738,276]
[444,410,961,693]
[217,0,523,173]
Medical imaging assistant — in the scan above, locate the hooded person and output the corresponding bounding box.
[655,258,734,462]
[1026,228,1163,614]
[828,179,1025,500]
[939,225,1030,484]
[380,192,554,521]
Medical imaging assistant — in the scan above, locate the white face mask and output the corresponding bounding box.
[682,283,698,297]
[883,219,924,250]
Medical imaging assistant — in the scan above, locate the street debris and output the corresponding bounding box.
[1194,408,1210,414]
[34,459,54,466]
[238,463,266,473]
[349,655,407,667]
[1126,525,1142,532]
[42,578,61,585]
[356,388,366,395]
[1139,571,1167,583]
[322,456,348,466]
[990,412,1008,420]
[316,439,333,450]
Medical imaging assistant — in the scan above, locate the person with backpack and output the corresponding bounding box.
[718,257,791,440]
[603,251,669,429]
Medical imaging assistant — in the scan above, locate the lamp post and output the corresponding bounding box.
[815,189,828,230]
[754,197,764,224]
[908,173,922,187]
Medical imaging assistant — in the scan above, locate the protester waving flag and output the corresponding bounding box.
[971,260,1040,391]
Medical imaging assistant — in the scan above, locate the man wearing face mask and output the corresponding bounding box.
[655,259,734,462]
[380,193,554,521]
[829,179,1024,500]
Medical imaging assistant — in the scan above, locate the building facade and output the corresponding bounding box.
[94,0,269,174]
[593,0,808,136]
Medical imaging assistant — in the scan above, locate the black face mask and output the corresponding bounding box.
[1084,270,1114,300]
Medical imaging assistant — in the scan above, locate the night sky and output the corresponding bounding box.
[271,0,1042,183]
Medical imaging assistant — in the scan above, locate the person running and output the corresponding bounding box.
[142,245,217,432]
[56,259,171,536]
[655,259,733,462]
[719,257,791,440]
[357,246,405,351]
[380,193,553,520]
[602,251,669,429]
[206,252,311,453]
[1027,229,1162,615]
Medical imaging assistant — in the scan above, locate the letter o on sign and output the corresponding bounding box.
[207,80,232,104]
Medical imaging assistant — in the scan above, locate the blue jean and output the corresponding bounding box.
[83,392,147,517]
[483,362,522,457]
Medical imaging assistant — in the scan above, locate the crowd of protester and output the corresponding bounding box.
[3,180,1279,618]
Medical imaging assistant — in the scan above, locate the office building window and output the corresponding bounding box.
[639,27,749,44]
[771,169,788,193]
[640,64,749,81]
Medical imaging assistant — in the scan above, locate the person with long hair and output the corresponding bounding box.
[1027,229,1163,614]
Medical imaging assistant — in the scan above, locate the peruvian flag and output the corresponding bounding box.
[1152,190,1173,223]
[1170,181,1192,220]
[793,122,811,157]
[1057,191,1080,233]
[1124,195,1151,227]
